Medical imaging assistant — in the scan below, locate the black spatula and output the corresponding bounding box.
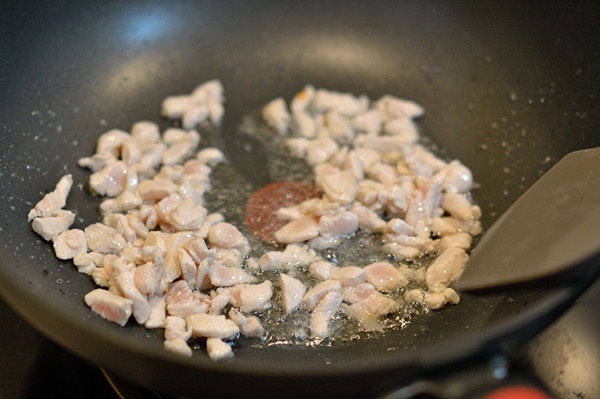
[455,147,600,291]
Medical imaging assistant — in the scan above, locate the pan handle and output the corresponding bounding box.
[377,355,555,399]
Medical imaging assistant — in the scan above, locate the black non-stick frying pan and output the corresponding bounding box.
[1,2,600,398]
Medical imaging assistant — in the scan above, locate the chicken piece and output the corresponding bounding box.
[31,210,75,241]
[177,248,197,285]
[161,95,192,119]
[385,218,415,236]
[279,273,306,314]
[342,283,377,304]
[437,232,473,251]
[28,174,73,220]
[285,137,310,158]
[187,314,239,340]
[441,192,474,221]
[196,147,225,166]
[309,261,335,281]
[164,338,193,357]
[302,279,342,309]
[312,88,367,117]
[134,261,161,297]
[114,265,151,324]
[208,222,249,256]
[137,177,178,202]
[206,338,234,361]
[182,102,209,130]
[443,160,473,193]
[52,229,87,260]
[424,287,461,310]
[145,295,166,329]
[343,291,399,331]
[78,152,116,173]
[208,261,257,287]
[350,203,386,233]
[73,251,103,274]
[382,242,422,259]
[162,231,194,282]
[100,191,143,214]
[84,223,126,254]
[318,211,359,238]
[164,315,192,341]
[130,120,160,148]
[228,308,265,338]
[314,165,357,205]
[363,262,409,292]
[168,198,207,231]
[404,288,425,305]
[209,289,231,315]
[165,280,208,317]
[162,130,200,166]
[325,110,354,145]
[228,281,273,313]
[305,138,339,166]
[95,129,131,156]
[383,117,419,143]
[255,245,321,273]
[374,95,424,119]
[273,216,320,244]
[351,109,384,133]
[262,97,290,135]
[330,266,366,286]
[89,161,128,197]
[84,288,133,327]
[310,291,343,337]
[426,247,469,293]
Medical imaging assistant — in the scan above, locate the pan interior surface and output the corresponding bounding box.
[1,1,600,397]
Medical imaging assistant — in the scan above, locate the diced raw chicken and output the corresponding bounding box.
[443,160,473,193]
[315,166,357,205]
[165,280,208,317]
[177,248,197,285]
[318,211,359,238]
[343,291,398,331]
[330,266,366,286]
[187,313,239,340]
[228,281,273,312]
[134,261,161,296]
[78,152,116,173]
[162,95,192,119]
[310,291,343,337]
[273,216,320,244]
[89,161,128,197]
[426,247,469,293]
[437,232,473,251]
[262,97,290,135]
[28,174,73,221]
[209,289,231,315]
[206,337,234,361]
[32,210,75,241]
[85,223,127,254]
[161,130,200,166]
[383,118,419,143]
[164,315,192,341]
[285,137,310,158]
[208,262,257,287]
[145,296,166,329]
[168,198,207,231]
[73,251,103,274]
[312,88,367,117]
[208,222,249,256]
[342,283,377,304]
[279,273,306,313]
[137,177,178,202]
[441,192,474,221]
[424,287,461,310]
[95,129,131,157]
[100,191,143,214]
[309,261,335,281]
[164,338,193,357]
[84,288,133,326]
[52,229,87,260]
[350,203,386,233]
[363,262,409,292]
[374,95,424,119]
[302,279,342,309]
[305,138,339,166]
[196,147,225,166]
[228,308,265,337]
[130,121,160,148]
[114,265,151,324]
[351,109,384,133]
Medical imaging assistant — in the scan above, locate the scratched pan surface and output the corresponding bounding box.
[1,2,600,398]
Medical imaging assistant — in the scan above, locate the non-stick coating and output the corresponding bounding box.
[1,1,600,398]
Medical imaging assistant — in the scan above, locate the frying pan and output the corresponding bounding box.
[1,1,600,398]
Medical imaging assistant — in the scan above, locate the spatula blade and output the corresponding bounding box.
[455,148,600,291]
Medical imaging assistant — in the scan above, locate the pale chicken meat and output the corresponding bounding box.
[310,290,343,337]
[32,210,75,241]
[28,174,73,221]
[278,273,306,314]
[30,82,481,361]
[52,229,87,260]
[84,288,133,327]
